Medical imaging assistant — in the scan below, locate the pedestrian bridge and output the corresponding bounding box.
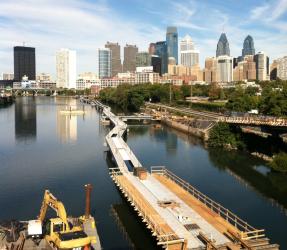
[95,100,279,250]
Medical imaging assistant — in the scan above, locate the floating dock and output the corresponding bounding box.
[95,100,279,250]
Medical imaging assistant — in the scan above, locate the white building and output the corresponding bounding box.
[76,72,99,90]
[37,73,52,82]
[136,66,154,73]
[277,56,287,80]
[180,35,199,67]
[1,73,14,80]
[216,55,233,82]
[136,72,160,84]
[56,48,77,89]
[255,51,270,81]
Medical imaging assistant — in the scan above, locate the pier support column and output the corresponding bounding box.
[84,184,92,219]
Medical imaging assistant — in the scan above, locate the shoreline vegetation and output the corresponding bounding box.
[98,81,287,173]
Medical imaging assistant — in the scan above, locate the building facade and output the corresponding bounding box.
[36,73,52,82]
[255,52,270,81]
[14,46,36,81]
[98,48,111,79]
[148,43,156,55]
[180,35,199,67]
[123,44,138,72]
[105,42,122,77]
[216,33,230,57]
[155,41,168,75]
[136,52,151,67]
[204,57,217,83]
[233,55,256,81]
[56,48,76,89]
[1,73,14,80]
[242,35,255,57]
[277,56,287,80]
[216,55,233,82]
[151,55,161,75]
[166,27,178,64]
[76,72,99,90]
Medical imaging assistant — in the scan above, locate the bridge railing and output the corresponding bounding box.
[151,166,265,240]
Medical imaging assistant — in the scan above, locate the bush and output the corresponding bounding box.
[269,152,287,173]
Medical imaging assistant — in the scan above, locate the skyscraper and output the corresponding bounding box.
[166,27,178,64]
[204,57,217,83]
[180,35,199,67]
[151,55,161,75]
[123,44,138,72]
[14,46,36,81]
[136,52,151,67]
[216,55,233,82]
[98,48,111,78]
[56,48,76,89]
[148,43,156,55]
[105,42,122,76]
[242,35,255,57]
[255,52,270,81]
[216,33,230,57]
[155,41,168,75]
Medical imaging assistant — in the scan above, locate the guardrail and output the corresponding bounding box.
[150,166,265,240]
[109,168,184,247]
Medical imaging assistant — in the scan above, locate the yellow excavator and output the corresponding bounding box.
[28,190,92,250]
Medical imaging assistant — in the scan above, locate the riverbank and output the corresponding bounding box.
[0,96,14,106]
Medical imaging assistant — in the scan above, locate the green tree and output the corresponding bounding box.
[269,152,287,173]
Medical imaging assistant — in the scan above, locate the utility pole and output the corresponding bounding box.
[190,83,192,108]
[169,83,172,105]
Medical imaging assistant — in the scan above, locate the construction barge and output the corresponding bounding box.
[95,100,279,250]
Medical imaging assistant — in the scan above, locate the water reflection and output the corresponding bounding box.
[15,97,37,143]
[56,100,78,143]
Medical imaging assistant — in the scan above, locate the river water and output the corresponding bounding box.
[0,97,286,249]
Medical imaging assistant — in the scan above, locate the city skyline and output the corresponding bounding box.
[0,0,286,76]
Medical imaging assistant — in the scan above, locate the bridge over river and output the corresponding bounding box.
[94,100,279,250]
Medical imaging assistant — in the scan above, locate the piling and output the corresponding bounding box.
[84,184,92,219]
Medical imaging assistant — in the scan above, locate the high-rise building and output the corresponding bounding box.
[148,43,156,55]
[216,33,230,57]
[242,35,255,57]
[14,46,36,81]
[123,44,138,72]
[216,55,233,82]
[270,60,278,80]
[136,52,151,67]
[233,55,256,81]
[1,73,14,80]
[255,52,269,81]
[180,35,199,67]
[105,42,122,76]
[204,57,217,83]
[56,48,76,89]
[36,73,52,82]
[155,41,168,75]
[98,48,111,78]
[277,56,287,80]
[166,27,178,64]
[151,55,161,75]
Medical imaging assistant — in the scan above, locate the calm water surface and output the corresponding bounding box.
[0,97,286,249]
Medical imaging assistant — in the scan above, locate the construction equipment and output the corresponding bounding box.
[28,190,92,250]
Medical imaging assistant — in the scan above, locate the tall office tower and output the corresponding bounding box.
[1,73,14,80]
[136,52,151,67]
[105,42,122,76]
[277,56,287,80]
[98,48,111,78]
[155,41,168,75]
[255,52,269,81]
[151,55,161,75]
[166,27,178,64]
[242,35,255,57]
[14,46,36,81]
[270,60,278,80]
[216,55,233,82]
[148,43,156,55]
[56,49,76,89]
[180,35,199,67]
[123,44,138,72]
[204,57,217,83]
[216,33,230,57]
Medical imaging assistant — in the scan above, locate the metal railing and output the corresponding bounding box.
[109,168,184,246]
[151,166,265,240]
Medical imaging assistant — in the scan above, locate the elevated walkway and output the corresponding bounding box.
[95,101,279,250]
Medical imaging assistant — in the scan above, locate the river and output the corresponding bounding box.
[0,97,286,249]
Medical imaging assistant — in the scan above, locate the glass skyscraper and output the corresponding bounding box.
[155,41,168,75]
[242,35,255,57]
[166,27,178,64]
[98,48,111,78]
[216,33,230,57]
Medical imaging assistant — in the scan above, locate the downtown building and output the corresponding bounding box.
[180,35,199,67]
[76,72,99,90]
[276,56,287,80]
[242,35,255,57]
[216,33,230,57]
[14,46,36,81]
[56,48,76,89]
[254,52,270,81]
[98,48,111,78]
[166,26,178,64]
[204,57,217,83]
[136,52,151,67]
[105,42,122,77]
[233,55,256,81]
[155,41,168,75]
[216,55,233,82]
[123,44,138,72]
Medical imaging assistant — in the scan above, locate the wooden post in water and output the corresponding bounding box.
[85,184,92,219]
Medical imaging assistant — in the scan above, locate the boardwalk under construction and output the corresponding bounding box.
[95,100,279,250]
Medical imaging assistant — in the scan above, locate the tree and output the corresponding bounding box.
[269,152,287,173]
[208,83,221,100]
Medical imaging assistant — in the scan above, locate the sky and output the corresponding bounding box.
[0,0,286,78]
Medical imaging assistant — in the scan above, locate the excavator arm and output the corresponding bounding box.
[38,190,70,230]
